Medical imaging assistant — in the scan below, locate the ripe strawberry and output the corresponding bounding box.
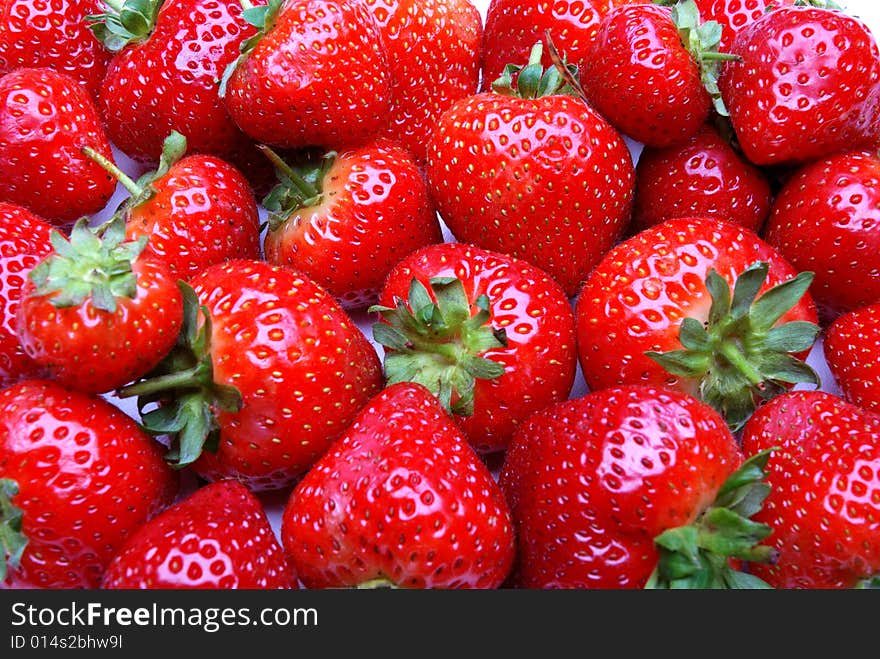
[0,67,116,226]
[631,123,771,233]
[0,379,178,589]
[824,304,880,414]
[741,391,880,588]
[719,6,880,166]
[119,260,383,491]
[221,0,391,150]
[0,203,53,388]
[763,150,880,320]
[371,242,576,454]
[575,217,820,431]
[427,44,634,296]
[262,141,441,310]
[102,480,295,589]
[281,382,515,589]
[500,385,776,589]
[692,0,796,52]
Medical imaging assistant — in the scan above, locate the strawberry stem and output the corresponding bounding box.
[258,145,319,200]
[82,146,143,197]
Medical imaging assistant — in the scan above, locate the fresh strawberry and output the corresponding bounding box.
[0,67,116,226]
[824,304,880,414]
[631,123,771,233]
[692,0,796,52]
[0,379,178,589]
[0,0,112,98]
[500,385,776,589]
[281,382,515,589]
[0,203,53,387]
[575,217,820,430]
[119,260,383,491]
[763,150,880,320]
[719,6,880,166]
[262,141,441,310]
[221,0,391,150]
[741,390,880,588]
[427,44,634,296]
[102,480,295,589]
[371,242,576,454]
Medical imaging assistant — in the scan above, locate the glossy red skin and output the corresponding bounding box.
[764,151,880,320]
[264,140,441,310]
[500,385,741,589]
[582,5,710,148]
[0,379,178,589]
[15,256,183,395]
[379,243,577,453]
[632,124,771,234]
[824,304,880,414]
[427,93,634,296]
[0,203,52,387]
[190,260,383,491]
[224,0,391,150]
[365,0,481,165]
[719,7,880,166]
[575,217,818,396]
[692,0,796,53]
[0,68,116,226]
[741,391,880,589]
[126,154,261,282]
[0,0,111,99]
[99,0,259,163]
[102,481,295,589]
[282,382,515,589]
[479,0,611,91]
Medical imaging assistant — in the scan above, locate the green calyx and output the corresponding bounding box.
[645,450,778,589]
[646,261,820,432]
[87,0,164,51]
[791,0,843,9]
[491,40,580,99]
[218,0,284,97]
[369,278,508,417]
[0,479,27,583]
[118,282,242,468]
[356,578,400,589]
[260,146,336,233]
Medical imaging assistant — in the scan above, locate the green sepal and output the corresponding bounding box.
[855,576,880,589]
[87,0,163,51]
[0,479,27,582]
[491,40,580,99]
[218,0,284,96]
[791,0,843,9]
[260,147,333,233]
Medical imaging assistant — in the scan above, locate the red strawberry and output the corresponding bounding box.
[0,0,112,98]
[262,140,441,310]
[741,390,880,588]
[119,260,383,491]
[427,44,634,296]
[0,67,116,226]
[575,217,820,430]
[689,0,797,53]
[102,480,295,589]
[763,150,880,320]
[631,123,771,233]
[719,6,880,166]
[500,385,776,589]
[0,379,178,589]
[281,382,515,589]
[221,0,391,150]
[371,242,576,454]
[0,203,53,387]
[824,304,880,414]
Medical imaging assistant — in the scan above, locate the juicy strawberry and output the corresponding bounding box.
[102,481,295,589]
[0,379,178,588]
[741,391,880,588]
[281,382,515,589]
[824,304,880,414]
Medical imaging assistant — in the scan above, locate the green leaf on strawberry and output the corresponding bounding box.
[0,478,27,583]
[87,0,164,52]
[218,0,284,97]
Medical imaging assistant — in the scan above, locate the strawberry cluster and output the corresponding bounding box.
[0,0,878,591]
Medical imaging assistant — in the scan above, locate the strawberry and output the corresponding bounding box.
[0,67,116,226]
[631,123,772,233]
[371,242,576,454]
[221,0,391,150]
[824,304,880,414]
[691,0,796,53]
[281,382,515,589]
[763,150,880,320]
[741,390,880,588]
[262,141,441,310]
[0,379,178,589]
[575,217,820,431]
[102,480,295,589]
[499,385,776,589]
[14,218,184,395]
[0,203,53,388]
[427,43,635,296]
[719,6,880,166]
[119,260,383,491]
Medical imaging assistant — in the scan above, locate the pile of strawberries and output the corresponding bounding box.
[1,0,879,590]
